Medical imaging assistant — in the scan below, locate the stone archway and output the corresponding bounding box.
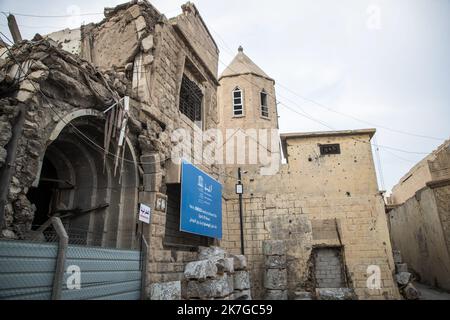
[27,109,139,249]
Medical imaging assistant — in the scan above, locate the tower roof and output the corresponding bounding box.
[219,46,274,82]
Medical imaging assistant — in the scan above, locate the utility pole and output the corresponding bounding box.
[237,168,244,255]
[7,14,22,44]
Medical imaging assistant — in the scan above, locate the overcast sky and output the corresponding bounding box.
[1,0,449,193]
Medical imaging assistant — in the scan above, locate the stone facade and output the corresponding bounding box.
[388,181,450,291]
[388,139,450,291]
[0,1,223,298]
[219,130,400,299]
[389,139,450,205]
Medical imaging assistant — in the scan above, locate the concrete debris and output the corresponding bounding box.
[184,260,218,281]
[392,250,402,264]
[231,289,252,300]
[402,283,420,300]
[186,274,233,299]
[233,270,251,291]
[293,291,313,300]
[265,289,288,300]
[395,263,408,273]
[183,247,251,300]
[231,254,247,271]
[316,288,355,300]
[150,281,181,300]
[396,272,412,286]
[215,258,234,275]
[198,246,226,261]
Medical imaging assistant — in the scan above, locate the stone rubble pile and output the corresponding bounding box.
[393,249,420,300]
[182,246,251,300]
[263,240,288,300]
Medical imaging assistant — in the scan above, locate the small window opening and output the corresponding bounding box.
[260,90,269,118]
[233,87,244,116]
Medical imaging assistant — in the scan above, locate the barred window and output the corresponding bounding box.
[260,89,269,118]
[232,87,244,116]
[179,75,203,127]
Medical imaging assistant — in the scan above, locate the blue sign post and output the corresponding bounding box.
[180,160,222,239]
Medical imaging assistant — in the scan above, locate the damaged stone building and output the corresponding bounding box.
[387,139,450,291]
[0,0,401,300]
[0,0,223,295]
[217,47,399,300]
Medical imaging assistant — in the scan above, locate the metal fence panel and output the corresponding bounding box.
[0,240,143,300]
[0,241,58,300]
[61,244,142,300]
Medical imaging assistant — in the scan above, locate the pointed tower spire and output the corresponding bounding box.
[219,46,274,82]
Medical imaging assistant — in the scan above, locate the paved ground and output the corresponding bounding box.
[414,282,450,300]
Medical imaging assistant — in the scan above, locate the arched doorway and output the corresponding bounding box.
[26,111,139,249]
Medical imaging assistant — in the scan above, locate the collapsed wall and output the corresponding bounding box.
[0,39,130,238]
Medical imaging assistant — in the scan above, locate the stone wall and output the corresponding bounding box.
[388,183,450,291]
[1,1,223,297]
[313,247,345,288]
[390,139,450,205]
[221,132,400,300]
[0,39,129,238]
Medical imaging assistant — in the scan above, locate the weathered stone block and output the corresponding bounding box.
[316,288,355,300]
[143,173,162,192]
[396,272,412,286]
[403,283,419,300]
[231,289,252,300]
[293,291,313,300]
[141,35,154,52]
[216,258,234,275]
[135,16,147,32]
[186,274,233,299]
[263,240,286,256]
[184,260,217,281]
[395,263,408,273]
[234,270,250,290]
[265,255,286,269]
[265,289,288,300]
[393,250,402,264]
[264,269,287,290]
[141,153,160,174]
[198,246,226,261]
[231,254,247,271]
[150,281,181,300]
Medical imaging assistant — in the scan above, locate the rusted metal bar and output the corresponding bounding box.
[51,217,68,300]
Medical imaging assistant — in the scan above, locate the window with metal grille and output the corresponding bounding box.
[320,143,341,155]
[261,90,269,118]
[232,87,244,116]
[179,75,203,126]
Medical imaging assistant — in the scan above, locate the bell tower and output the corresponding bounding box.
[217,46,281,184]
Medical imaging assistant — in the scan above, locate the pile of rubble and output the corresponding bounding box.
[0,39,132,238]
[183,246,251,300]
[149,246,251,300]
[393,250,420,300]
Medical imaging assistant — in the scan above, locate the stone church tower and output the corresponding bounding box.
[217,46,281,192]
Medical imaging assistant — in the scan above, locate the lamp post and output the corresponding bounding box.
[237,168,244,255]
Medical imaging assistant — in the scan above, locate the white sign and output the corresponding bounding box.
[139,203,151,224]
[236,184,243,194]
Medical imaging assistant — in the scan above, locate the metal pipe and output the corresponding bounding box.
[238,168,244,255]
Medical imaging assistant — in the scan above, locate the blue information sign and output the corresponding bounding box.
[180,160,223,239]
